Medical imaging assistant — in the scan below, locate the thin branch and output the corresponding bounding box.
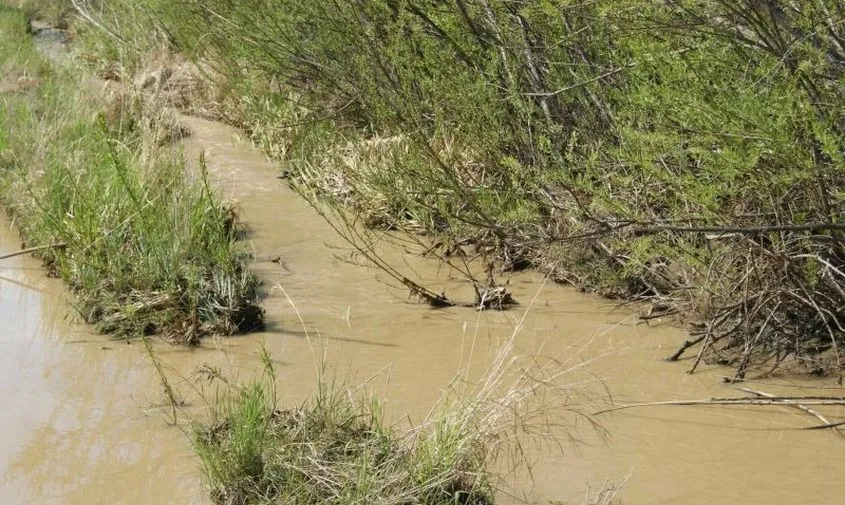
[0,243,66,261]
[739,387,844,439]
[595,396,845,415]
[523,64,633,97]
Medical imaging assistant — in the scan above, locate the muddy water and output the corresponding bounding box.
[0,217,211,504]
[178,115,845,504]
[1,110,844,504]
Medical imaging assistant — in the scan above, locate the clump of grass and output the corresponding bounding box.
[0,7,262,342]
[194,353,494,505]
[193,317,598,505]
[197,384,499,505]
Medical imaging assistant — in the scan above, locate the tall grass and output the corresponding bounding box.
[0,6,262,342]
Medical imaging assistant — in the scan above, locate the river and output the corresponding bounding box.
[1,34,844,503]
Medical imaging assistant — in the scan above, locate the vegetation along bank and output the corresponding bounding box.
[0,4,262,343]
[41,0,844,377]
[5,1,845,503]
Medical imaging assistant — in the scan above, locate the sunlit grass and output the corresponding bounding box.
[0,7,262,341]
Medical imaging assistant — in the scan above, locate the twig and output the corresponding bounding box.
[805,421,845,430]
[738,387,844,439]
[667,334,707,361]
[595,396,845,415]
[523,64,634,97]
[640,222,845,235]
[546,221,845,244]
[0,242,66,260]
[639,309,679,321]
[688,330,713,374]
[70,1,127,43]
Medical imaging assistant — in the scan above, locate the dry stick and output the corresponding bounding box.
[732,301,781,382]
[639,309,680,321]
[806,420,845,430]
[669,306,737,361]
[738,387,845,439]
[792,286,844,385]
[688,330,713,374]
[688,310,739,374]
[667,334,707,361]
[595,397,845,415]
[0,243,66,261]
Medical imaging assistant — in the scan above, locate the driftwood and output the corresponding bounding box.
[0,242,66,260]
[595,395,845,415]
[595,387,845,441]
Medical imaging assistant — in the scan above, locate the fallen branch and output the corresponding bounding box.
[667,334,708,361]
[738,387,844,439]
[0,242,66,261]
[595,396,845,415]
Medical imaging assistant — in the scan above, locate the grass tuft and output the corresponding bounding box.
[192,314,600,505]
[0,6,262,342]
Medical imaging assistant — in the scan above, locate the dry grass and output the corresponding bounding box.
[190,291,606,505]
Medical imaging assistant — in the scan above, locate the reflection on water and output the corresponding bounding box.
[0,219,208,504]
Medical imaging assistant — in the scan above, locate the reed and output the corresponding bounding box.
[0,6,262,342]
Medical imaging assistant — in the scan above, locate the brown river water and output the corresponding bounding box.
[2,92,845,503]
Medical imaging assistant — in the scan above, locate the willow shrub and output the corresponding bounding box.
[74,0,845,371]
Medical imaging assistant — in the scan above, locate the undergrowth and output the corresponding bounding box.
[0,6,262,342]
[59,0,845,375]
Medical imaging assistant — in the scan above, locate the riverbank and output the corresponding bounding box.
[0,6,600,504]
[0,6,262,342]
[2,6,845,503]
[4,193,845,505]
[51,0,845,377]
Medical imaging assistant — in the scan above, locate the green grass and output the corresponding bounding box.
[195,382,492,505]
[0,6,262,342]
[191,332,594,505]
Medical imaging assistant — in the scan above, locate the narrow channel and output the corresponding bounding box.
[2,106,843,503]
